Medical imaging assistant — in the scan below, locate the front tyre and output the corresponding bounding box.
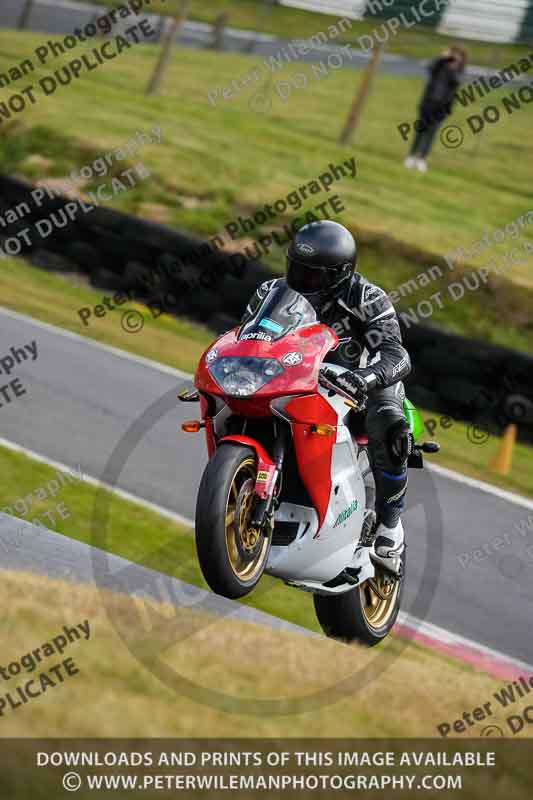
[313,551,406,646]
[195,444,271,599]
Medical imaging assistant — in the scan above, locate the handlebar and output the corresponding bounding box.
[318,368,367,412]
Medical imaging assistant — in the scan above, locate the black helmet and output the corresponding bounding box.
[286,220,357,305]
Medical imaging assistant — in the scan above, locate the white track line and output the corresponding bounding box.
[426,462,533,511]
[0,306,191,381]
[0,433,530,678]
[2,306,532,672]
[398,612,533,674]
[1,305,531,510]
[0,436,194,529]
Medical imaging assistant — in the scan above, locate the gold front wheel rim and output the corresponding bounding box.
[224,458,269,582]
[359,571,400,630]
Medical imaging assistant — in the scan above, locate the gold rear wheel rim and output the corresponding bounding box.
[224,458,269,582]
[359,570,400,630]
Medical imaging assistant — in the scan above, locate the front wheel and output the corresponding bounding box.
[313,551,406,646]
[195,444,271,599]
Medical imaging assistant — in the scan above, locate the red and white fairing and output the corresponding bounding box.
[195,317,374,593]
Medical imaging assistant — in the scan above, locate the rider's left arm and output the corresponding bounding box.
[356,293,411,391]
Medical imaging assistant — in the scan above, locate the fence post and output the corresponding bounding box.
[17,0,35,30]
[146,0,189,97]
[211,13,228,50]
[244,0,275,53]
[338,45,382,146]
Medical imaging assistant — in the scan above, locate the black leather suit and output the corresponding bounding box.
[242,274,412,527]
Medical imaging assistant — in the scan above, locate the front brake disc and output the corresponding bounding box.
[234,478,263,562]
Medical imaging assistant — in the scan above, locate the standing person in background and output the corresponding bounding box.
[405,46,467,173]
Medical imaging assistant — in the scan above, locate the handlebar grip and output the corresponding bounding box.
[344,398,359,410]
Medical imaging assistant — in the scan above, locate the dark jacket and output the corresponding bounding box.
[242,275,411,392]
[420,56,462,118]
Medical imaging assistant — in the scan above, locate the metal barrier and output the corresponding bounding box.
[279,0,533,43]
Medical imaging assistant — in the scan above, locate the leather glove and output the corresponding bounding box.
[387,418,413,465]
[319,367,368,402]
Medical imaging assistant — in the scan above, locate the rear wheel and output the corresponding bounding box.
[195,444,271,599]
[313,551,405,646]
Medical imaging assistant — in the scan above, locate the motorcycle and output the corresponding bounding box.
[180,283,438,646]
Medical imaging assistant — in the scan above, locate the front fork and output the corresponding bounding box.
[251,425,287,530]
[179,388,287,532]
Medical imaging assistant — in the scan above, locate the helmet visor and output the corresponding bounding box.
[287,257,343,296]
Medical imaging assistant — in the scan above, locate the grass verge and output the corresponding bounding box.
[0,429,530,679]
[0,570,519,742]
[0,440,324,634]
[88,0,533,68]
[420,410,533,499]
[0,31,532,349]
[0,258,212,374]
[1,257,532,498]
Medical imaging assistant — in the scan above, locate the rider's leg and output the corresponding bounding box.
[365,381,408,573]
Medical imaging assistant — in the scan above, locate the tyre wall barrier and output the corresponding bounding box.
[1,174,532,441]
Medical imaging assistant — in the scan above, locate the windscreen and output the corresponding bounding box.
[238,284,317,342]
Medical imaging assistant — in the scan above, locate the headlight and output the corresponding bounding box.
[209,357,284,396]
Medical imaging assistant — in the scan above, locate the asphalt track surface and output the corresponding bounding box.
[1,306,533,668]
[0,513,317,638]
[0,0,524,85]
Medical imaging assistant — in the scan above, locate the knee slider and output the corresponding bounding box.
[387,418,413,466]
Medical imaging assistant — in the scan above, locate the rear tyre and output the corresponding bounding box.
[313,550,406,646]
[195,444,271,599]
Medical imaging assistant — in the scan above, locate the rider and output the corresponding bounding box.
[242,220,412,574]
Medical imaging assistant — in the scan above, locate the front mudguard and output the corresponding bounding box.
[218,435,277,499]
